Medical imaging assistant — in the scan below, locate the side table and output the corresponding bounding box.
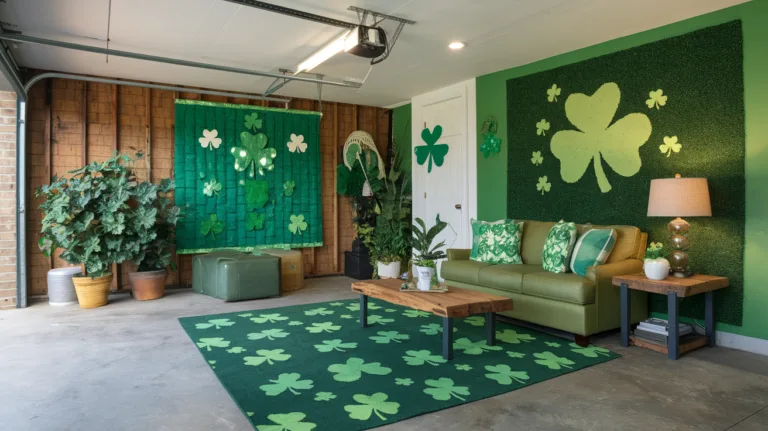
[612,273,728,360]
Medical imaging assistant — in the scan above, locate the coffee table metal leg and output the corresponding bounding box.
[360,294,368,328]
[485,312,496,346]
[668,291,679,360]
[705,291,715,347]
[620,283,631,347]
[442,317,454,360]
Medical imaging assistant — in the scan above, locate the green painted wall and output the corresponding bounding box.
[392,104,412,171]
[476,1,768,341]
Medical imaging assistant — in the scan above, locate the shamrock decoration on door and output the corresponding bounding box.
[231,112,276,177]
[415,125,449,173]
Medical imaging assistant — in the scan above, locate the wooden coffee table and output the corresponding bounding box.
[351,279,514,360]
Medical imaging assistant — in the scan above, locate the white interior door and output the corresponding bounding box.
[411,79,477,278]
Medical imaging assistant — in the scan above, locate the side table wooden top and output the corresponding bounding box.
[612,273,728,297]
[351,279,513,318]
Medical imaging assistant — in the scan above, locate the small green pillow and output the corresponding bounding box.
[472,221,524,265]
[569,229,617,276]
[542,220,577,273]
[470,219,515,260]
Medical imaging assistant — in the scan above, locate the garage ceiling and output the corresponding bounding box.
[0,0,748,107]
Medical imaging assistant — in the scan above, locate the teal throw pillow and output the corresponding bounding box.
[542,220,577,273]
[569,229,617,276]
[470,219,516,260]
[472,221,524,265]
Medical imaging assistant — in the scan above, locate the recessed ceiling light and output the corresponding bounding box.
[448,41,465,50]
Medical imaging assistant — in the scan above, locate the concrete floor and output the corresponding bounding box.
[1,276,767,431]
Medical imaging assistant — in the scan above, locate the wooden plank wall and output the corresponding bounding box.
[25,78,390,294]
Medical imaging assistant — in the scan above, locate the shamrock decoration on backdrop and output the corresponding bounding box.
[550,82,652,193]
[288,214,308,235]
[231,112,276,177]
[531,151,544,166]
[536,176,551,195]
[479,116,502,158]
[246,213,265,231]
[203,178,222,197]
[287,133,308,153]
[659,136,682,157]
[201,214,224,239]
[283,180,296,197]
[535,119,550,136]
[245,179,269,211]
[199,129,222,151]
[547,84,561,102]
[646,89,668,109]
[415,125,449,173]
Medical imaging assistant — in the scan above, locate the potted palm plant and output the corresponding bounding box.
[127,178,180,300]
[37,153,143,308]
[411,216,448,290]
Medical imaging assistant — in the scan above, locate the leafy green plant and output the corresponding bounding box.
[645,242,666,260]
[411,215,448,266]
[36,152,180,276]
[368,147,412,266]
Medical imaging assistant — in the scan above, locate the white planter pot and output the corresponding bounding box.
[415,266,436,291]
[644,258,670,280]
[377,261,401,279]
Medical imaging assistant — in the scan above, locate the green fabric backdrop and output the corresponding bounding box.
[174,100,322,254]
[505,21,745,325]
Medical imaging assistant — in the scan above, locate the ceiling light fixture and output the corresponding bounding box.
[448,41,465,50]
[296,29,357,74]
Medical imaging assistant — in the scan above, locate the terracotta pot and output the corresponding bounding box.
[128,269,167,301]
[72,273,112,308]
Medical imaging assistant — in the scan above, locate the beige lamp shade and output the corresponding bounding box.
[647,176,712,217]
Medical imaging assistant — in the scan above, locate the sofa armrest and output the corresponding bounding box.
[586,259,648,333]
[447,249,471,261]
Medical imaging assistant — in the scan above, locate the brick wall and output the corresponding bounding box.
[0,91,16,309]
[23,78,389,296]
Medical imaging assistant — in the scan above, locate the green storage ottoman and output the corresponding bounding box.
[192,251,281,301]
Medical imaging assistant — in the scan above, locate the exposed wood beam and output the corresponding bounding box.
[111,84,119,290]
[333,103,339,273]
[145,88,151,182]
[80,81,87,166]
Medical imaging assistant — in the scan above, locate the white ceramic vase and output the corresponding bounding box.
[377,261,401,279]
[415,266,436,291]
[644,258,671,280]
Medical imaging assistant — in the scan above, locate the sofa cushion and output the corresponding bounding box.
[569,228,617,276]
[542,221,577,273]
[522,272,596,305]
[576,224,643,263]
[519,220,555,265]
[472,221,524,265]
[440,259,492,285]
[477,264,544,293]
[470,219,515,259]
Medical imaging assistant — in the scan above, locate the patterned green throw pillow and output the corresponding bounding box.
[569,229,617,276]
[470,219,515,259]
[542,220,577,273]
[472,220,524,265]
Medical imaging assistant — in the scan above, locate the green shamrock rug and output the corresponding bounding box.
[179,299,619,430]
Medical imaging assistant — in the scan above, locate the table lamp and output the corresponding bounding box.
[647,174,712,278]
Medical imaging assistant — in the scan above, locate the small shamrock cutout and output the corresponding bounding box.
[244,112,263,130]
[455,364,472,371]
[283,180,296,197]
[315,392,336,401]
[395,378,413,386]
[246,212,265,231]
[201,214,224,239]
[287,133,307,153]
[659,136,682,157]
[536,176,551,195]
[547,84,562,102]
[289,214,308,235]
[199,129,221,150]
[646,89,667,109]
[415,125,449,173]
[536,119,550,136]
[531,151,544,166]
[203,178,222,197]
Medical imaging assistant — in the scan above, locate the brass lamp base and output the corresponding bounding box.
[668,217,691,277]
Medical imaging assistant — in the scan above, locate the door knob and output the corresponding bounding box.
[455,204,462,209]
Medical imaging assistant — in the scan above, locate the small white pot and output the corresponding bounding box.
[415,266,436,291]
[644,258,671,280]
[377,261,401,279]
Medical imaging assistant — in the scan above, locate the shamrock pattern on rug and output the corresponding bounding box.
[179,299,619,431]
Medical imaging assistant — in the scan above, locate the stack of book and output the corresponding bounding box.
[633,318,695,344]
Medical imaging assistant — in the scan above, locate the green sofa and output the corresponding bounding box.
[441,220,648,344]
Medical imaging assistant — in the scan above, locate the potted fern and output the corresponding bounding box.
[37,153,143,308]
[127,178,180,300]
[411,216,447,290]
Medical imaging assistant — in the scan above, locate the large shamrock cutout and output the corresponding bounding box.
[199,129,221,150]
[232,113,275,177]
[415,125,449,173]
[550,82,652,193]
[246,213,265,231]
[201,214,224,239]
[288,214,308,235]
[244,112,263,130]
[245,179,269,211]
